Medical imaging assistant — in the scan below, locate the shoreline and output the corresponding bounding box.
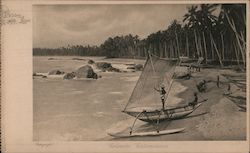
[105,68,246,141]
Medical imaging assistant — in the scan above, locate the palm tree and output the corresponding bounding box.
[220,4,246,67]
[183,5,200,59]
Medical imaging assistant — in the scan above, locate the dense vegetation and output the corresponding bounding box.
[33,4,246,67]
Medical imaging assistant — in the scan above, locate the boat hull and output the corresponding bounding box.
[124,103,202,122]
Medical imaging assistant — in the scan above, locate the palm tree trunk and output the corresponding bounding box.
[233,41,240,66]
[225,13,245,66]
[210,33,215,60]
[210,32,223,67]
[175,29,180,57]
[234,30,245,66]
[202,31,207,64]
[170,40,173,58]
[159,43,163,57]
[168,42,171,58]
[220,33,225,60]
[198,33,203,57]
[186,34,189,57]
[225,13,245,44]
[240,31,246,57]
[164,41,167,58]
[193,29,200,58]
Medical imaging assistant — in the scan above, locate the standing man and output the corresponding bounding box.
[154,84,167,110]
[189,92,198,107]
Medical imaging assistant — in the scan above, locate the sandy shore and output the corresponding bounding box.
[105,68,246,141]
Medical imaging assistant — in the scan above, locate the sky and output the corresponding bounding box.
[33,4,191,48]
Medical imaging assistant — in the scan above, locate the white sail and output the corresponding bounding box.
[123,54,179,112]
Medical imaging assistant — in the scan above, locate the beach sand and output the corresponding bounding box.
[106,68,246,141]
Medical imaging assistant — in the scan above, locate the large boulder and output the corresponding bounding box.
[48,69,65,75]
[75,65,98,79]
[134,64,143,71]
[63,72,76,80]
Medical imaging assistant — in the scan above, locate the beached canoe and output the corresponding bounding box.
[108,127,185,138]
[124,102,204,122]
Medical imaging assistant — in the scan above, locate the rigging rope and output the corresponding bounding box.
[148,51,159,106]
[124,52,180,111]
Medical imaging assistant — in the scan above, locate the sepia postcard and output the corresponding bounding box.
[1,0,249,153]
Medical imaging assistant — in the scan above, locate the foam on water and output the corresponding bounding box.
[92,111,107,118]
[109,91,123,95]
[122,76,140,82]
[70,90,85,94]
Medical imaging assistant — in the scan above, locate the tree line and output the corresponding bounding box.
[33,4,246,66]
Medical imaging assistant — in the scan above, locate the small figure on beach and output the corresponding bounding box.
[189,92,198,107]
[154,84,167,110]
[196,80,207,92]
[186,67,192,79]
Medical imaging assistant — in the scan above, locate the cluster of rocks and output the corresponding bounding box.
[34,59,143,80]
[48,70,65,75]
[95,62,121,72]
[63,65,98,80]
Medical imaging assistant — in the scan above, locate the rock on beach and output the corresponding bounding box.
[48,70,65,75]
[75,65,98,79]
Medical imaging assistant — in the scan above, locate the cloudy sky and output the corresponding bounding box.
[33,4,190,48]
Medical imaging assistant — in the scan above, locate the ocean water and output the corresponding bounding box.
[33,56,145,141]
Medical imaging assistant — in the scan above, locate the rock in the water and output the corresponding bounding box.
[63,72,76,80]
[127,64,143,71]
[95,62,121,72]
[33,73,47,78]
[107,67,121,72]
[127,66,135,70]
[93,73,98,79]
[72,58,85,61]
[88,59,95,64]
[134,64,143,71]
[75,65,97,79]
[48,70,65,75]
[96,62,112,69]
